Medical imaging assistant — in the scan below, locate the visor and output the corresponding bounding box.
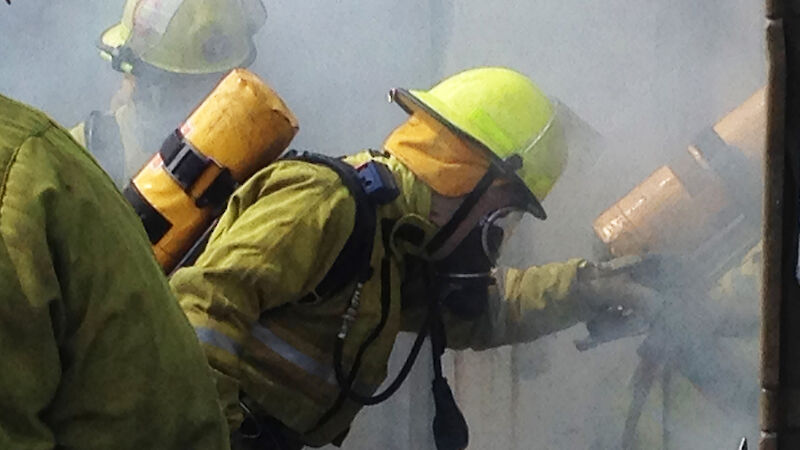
[480,207,526,266]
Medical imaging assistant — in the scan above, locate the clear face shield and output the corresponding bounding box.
[480,206,526,266]
[423,98,599,320]
[432,197,531,319]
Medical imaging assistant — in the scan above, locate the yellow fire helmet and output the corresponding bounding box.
[98,0,267,74]
[389,67,567,219]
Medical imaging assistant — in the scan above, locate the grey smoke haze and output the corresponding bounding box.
[0,1,765,449]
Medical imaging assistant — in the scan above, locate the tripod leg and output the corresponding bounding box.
[622,358,661,450]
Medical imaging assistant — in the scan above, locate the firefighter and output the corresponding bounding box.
[71,0,267,187]
[0,94,229,449]
[170,66,658,449]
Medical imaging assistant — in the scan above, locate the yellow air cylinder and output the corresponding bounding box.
[593,87,765,258]
[124,68,299,272]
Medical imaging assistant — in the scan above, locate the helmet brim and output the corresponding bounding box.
[100,22,130,53]
[389,87,547,220]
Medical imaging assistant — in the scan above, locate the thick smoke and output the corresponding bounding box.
[424,2,765,450]
[0,2,120,126]
[0,1,765,449]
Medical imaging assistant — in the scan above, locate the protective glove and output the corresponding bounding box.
[571,256,664,350]
[573,255,662,318]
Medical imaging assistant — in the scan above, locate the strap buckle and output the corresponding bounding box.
[159,130,238,210]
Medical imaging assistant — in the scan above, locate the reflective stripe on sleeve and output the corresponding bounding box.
[195,326,242,355]
[251,323,338,385]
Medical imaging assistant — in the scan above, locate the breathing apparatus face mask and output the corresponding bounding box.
[430,188,528,319]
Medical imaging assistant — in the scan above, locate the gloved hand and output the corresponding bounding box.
[571,256,664,351]
[573,255,662,317]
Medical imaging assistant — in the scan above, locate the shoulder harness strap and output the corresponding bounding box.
[281,150,399,299]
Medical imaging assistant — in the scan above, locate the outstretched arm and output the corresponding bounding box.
[446,259,587,349]
[447,257,660,350]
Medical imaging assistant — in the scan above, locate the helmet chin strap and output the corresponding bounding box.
[426,167,499,259]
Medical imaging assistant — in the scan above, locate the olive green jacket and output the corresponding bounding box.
[0,94,229,450]
[171,150,584,446]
